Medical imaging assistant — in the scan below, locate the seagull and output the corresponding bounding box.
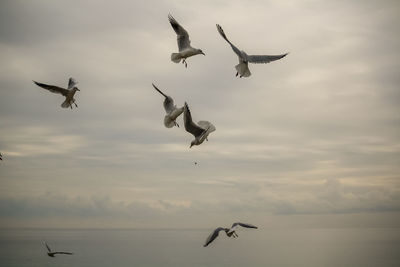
[152,83,184,128]
[45,242,73,257]
[204,222,258,247]
[33,78,80,109]
[183,102,215,148]
[168,14,205,68]
[0,153,2,161]
[216,24,288,78]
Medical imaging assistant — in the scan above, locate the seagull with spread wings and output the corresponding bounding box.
[168,14,205,68]
[204,222,258,247]
[183,102,215,148]
[44,242,73,257]
[152,83,184,128]
[216,24,288,78]
[33,78,80,109]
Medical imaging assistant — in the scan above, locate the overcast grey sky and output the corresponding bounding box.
[0,0,399,229]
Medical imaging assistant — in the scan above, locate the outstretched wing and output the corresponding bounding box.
[204,227,224,247]
[246,53,288,64]
[197,121,216,133]
[216,24,243,58]
[67,77,78,89]
[152,84,175,114]
[228,222,257,234]
[231,222,258,229]
[184,102,205,138]
[45,242,51,253]
[168,14,191,51]
[54,252,73,255]
[33,81,69,96]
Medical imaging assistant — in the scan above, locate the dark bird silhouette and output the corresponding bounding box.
[45,242,73,257]
[204,222,258,247]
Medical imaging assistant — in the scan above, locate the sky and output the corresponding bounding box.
[0,0,399,229]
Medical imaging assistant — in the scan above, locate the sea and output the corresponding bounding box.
[0,228,399,267]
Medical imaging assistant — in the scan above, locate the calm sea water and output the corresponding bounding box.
[0,228,399,267]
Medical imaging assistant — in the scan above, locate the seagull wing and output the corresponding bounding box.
[184,102,205,138]
[45,242,51,253]
[33,81,69,96]
[67,77,78,89]
[168,14,191,51]
[231,222,258,229]
[152,83,175,114]
[204,227,225,247]
[54,251,73,255]
[228,222,258,234]
[197,121,216,133]
[246,53,288,64]
[216,24,243,58]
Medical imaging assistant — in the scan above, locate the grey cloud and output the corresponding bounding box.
[0,0,399,228]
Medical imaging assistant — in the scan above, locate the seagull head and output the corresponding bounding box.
[197,49,205,56]
[190,140,197,148]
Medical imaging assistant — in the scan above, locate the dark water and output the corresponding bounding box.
[0,228,399,267]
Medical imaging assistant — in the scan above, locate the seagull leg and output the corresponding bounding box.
[236,72,238,77]
[175,121,180,128]
[182,59,187,68]
[74,101,78,108]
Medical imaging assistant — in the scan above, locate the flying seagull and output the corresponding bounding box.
[204,222,258,247]
[152,83,184,128]
[216,24,288,78]
[183,102,215,148]
[169,14,205,68]
[45,242,73,257]
[33,78,80,109]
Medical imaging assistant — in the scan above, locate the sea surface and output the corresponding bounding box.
[0,228,399,267]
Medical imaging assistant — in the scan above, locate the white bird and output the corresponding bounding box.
[183,102,215,148]
[152,83,184,128]
[204,222,258,247]
[216,24,288,78]
[33,78,80,109]
[45,242,73,257]
[169,14,205,68]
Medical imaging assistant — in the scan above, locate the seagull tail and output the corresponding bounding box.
[171,53,181,63]
[61,100,70,108]
[235,63,251,77]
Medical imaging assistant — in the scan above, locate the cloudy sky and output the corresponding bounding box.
[0,0,399,229]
